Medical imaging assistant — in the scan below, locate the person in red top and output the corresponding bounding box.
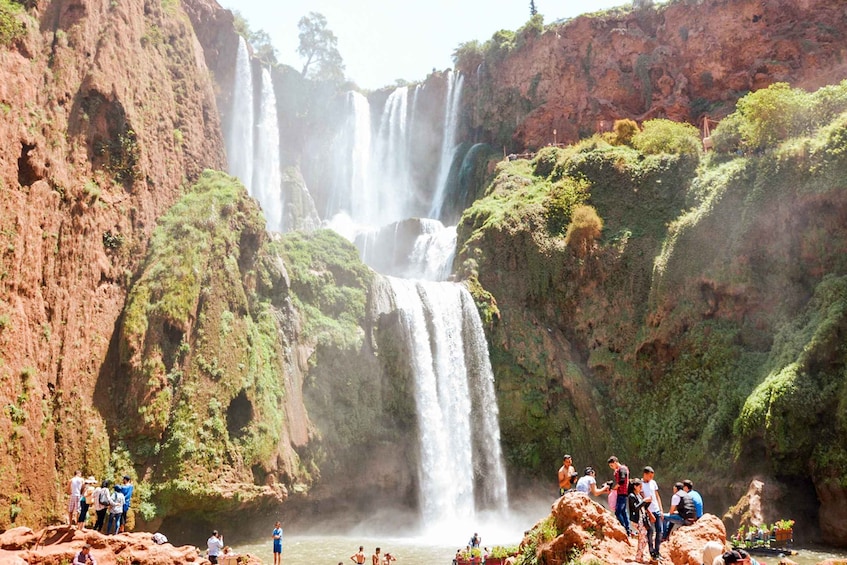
[608,455,631,536]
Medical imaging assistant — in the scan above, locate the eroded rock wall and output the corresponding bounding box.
[0,0,224,528]
[460,0,847,150]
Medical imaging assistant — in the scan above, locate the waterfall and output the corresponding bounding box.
[429,71,465,219]
[402,219,457,281]
[252,67,283,232]
[382,277,508,524]
[349,91,373,224]
[226,37,253,194]
[369,87,413,225]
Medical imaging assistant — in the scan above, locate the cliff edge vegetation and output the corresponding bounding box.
[458,81,847,543]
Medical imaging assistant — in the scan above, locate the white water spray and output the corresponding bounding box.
[252,67,283,232]
[429,71,465,219]
[226,37,254,194]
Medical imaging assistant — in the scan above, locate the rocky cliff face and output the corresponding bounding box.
[458,0,847,150]
[0,0,223,528]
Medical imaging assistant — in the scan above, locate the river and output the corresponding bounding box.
[231,535,847,565]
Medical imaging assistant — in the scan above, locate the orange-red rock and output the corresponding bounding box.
[0,526,263,565]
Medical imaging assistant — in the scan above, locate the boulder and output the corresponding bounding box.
[666,514,726,565]
[0,526,263,565]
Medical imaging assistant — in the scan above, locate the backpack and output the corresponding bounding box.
[676,491,697,523]
[99,488,111,506]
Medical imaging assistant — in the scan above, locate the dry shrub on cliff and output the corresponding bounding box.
[564,204,603,258]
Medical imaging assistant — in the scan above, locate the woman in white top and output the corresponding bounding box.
[575,467,610,497]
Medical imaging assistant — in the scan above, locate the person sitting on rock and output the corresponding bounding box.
[683,479,704,519]
[73,544,97,565]
[662,482,696,540]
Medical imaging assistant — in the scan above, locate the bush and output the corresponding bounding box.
[564,204,603,257]
[632,118,701,156]
[611,119,640,146]
[0,0,24,46]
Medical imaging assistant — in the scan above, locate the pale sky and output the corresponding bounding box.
[218,0,628,90]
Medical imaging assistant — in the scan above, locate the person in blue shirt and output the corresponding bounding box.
[682,479,703,518]
[272,521,283,565]
[117,475,134,533]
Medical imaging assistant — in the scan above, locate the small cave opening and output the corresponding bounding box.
[226,390,253,439]
[18,143,39,187]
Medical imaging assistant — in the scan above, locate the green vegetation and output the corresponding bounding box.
[0,0,24,46]
[117,170,301,518]
[277,229,372,350]
[297,12,344,82]
[515,516,559,565]
[712,80,847,153]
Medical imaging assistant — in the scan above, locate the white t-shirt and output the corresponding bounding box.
[208,536,224,557]
[70,476,84,497]
[576,475,596,494]
[641,478,660,513]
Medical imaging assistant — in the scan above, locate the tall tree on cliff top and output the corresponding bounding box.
[297,12,345,83]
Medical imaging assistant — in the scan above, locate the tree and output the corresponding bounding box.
[297,12,345,83]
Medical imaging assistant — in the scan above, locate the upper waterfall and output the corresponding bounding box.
[226,37,254,195]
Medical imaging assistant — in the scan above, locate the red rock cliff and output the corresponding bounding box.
[0,0,224,527]
[460,0,847,150]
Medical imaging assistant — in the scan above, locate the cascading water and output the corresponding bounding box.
[375,276,508,528]
[429,71,465,220]
[225,37,254,194]
[252,67,283,232]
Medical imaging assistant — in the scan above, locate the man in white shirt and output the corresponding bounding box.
[641,466,664,560]
[207,530,225,564]
[67,470,84,527]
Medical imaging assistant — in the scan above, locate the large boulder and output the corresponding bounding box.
[666,514,727,565]
[0,526,263,565]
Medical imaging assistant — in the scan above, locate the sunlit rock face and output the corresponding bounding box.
[0,0,225,530]
[457,0,847,151]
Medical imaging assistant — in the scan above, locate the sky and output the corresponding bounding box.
[218,0,628,90]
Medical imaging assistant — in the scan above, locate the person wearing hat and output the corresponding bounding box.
[558,455,577,496]
[77,476,97,530]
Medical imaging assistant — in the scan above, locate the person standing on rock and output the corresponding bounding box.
[92,480,110,532]
[107,484,125,535]
[77,476,97,529]
[207,530,224,564]
[627,479,651,563]
[641,466,663,560]
[117,475,134,533]
[608,456,631,536]
[67,470,84,527]
[272,520,283,565]
[557,455,577,496]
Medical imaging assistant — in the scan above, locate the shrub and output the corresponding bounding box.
[0,0,24,46]
[632,118,701,156]
[611,118,640,146]
[564,204,603,257]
